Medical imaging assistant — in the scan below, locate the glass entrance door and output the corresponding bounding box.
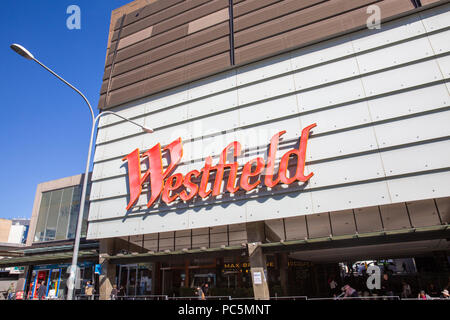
[118,265,138,296]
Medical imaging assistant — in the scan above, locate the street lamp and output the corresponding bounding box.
[10,43,154,300]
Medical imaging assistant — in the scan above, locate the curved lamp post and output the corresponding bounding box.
[10,44,154,300]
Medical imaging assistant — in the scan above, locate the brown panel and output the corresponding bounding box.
[104,21,229,78]
[435,197,450,224]
[106,25,189,68]
[379,203,411,230]
[151,0,229,36]
[105,52,231,108]
[188,8,229,34]
[109,37,230,92]
[234,0,325,32]
[233,0,283,18]
[284,216,308,241]
[421,0,446,5]
[120,0,185,29]
[406,199,441,228]
[306,212,332,238]
[329,209,356,236]
[235,0,414,65]
[112,0,213,42]
[354,206,383,233]
[117,25,153,50]
[234,0,380,48]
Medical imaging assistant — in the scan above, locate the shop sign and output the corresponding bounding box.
[123,124,316,210]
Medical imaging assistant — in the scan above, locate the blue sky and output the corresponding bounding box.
[0,0,131,219]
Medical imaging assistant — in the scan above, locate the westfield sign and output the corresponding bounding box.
[123,123,317,210]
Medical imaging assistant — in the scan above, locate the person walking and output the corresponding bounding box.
[195,286,205,300]
[440,289,450,299]
[342,284,359,298]
[6,282,15,300]
[401,280,412,298]
[110,285,118,300]
[201,283,209,299]
[37,281,47,300]
[85,281,95,300]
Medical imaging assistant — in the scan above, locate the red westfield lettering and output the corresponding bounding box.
[123,123,316,210]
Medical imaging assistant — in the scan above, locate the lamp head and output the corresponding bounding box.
[10,44,34,60]
[143,127,154,134]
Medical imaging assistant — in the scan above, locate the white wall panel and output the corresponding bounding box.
[419,3,450,32]
[293,57,359,90]
[427,29,450,55]
[356,37,433,74]
[237,74,295,105]
[308,154,385,188]
[436,55,450,78]
[350,14,425,52]
[367,84,450,121]
[187,90,238,119]
[94,134,143,162]
[373,110,450,148]
[144,104,188,129]
[98,117,146,143]
[188,200,247,229]
[98,100,147,128]
[245,192,313,221]
[362,60,443,97]
[237,53,292,86]
[300,102,371,135]
[239,95,298,126]
[290,35,354,70]
[188,70,236,100]
[297,79,365,112]
[307,127,378,161]
[387,171,450,203]
[146,85,189,112]
[310,181,391,213]
[381,140,450,176]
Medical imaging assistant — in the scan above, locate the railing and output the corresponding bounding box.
[167,295,232,300]
[307,295,401,301]
[118,295,168,300]
[271,295,308,300]
[74,294,100,300]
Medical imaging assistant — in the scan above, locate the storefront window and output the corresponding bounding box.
[33,184,90,243]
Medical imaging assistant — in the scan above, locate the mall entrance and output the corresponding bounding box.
[118,264,152,296]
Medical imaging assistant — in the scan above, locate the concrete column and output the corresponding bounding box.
[246,222,270,300]
[99,239,116,300]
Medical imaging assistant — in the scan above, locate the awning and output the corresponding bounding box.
[0,250,98,268]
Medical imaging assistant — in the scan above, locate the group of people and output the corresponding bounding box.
[195,283,210,300]
[329,274,450,300]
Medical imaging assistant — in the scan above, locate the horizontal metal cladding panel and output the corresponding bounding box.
[380,140,450,177]
[118,0,185,30]
[236,52,292,86]
[437,55,450,78]
[361,60,444,97]
[107,37,231,92]
[187,90,238,118]
[355,36,435,74]
[187,69,237,101]
[233,0,282,18]
[102,52,232,108]
[237,74,296,105]
[373,110,450,148]
[308,153,386,189]
[310,180,391,214]
[387,170,450,203]
[105,22,230,79]
[419,2,450,32]
[292,56,359,91]
[106,21,230,69]
[233,0,381,48]
[111,0,225,42]
[233,0,326,32]
[245,191,314,222]
[367,84,450,122]
[349,13,426,53]
[233,0,415,66]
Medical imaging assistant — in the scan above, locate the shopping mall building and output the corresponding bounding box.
[2,0,450,300]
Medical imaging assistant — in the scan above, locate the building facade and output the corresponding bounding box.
[87,0,450,300]
[0,174,98,300]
